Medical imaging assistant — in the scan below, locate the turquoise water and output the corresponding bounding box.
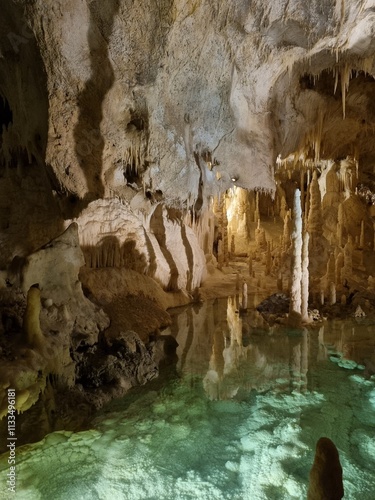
[1,297,375,499]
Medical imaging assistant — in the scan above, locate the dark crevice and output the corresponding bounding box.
[0,95,13,131]
[150,205,179,291]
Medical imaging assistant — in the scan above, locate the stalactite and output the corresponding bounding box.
[307,170,322,237]
[314,109,324,163]
[341,63,351,119]
[265,241,272,276]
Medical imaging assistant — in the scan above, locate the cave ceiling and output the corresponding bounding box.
[1,1,375,210]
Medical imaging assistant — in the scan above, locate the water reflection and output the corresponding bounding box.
[1,297,374,500]
[165,295,375,400]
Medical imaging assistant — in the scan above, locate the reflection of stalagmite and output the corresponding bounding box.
[308,437,344,500]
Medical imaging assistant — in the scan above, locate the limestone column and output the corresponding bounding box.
[290,189,303,316]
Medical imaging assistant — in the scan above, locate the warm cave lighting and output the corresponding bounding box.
[3,1,375,499]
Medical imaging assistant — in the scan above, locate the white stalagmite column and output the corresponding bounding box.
[290,189,303,316]
[301,231,310,322]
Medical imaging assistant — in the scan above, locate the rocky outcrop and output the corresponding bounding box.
[308,437,344,500]
[0,224,109,419]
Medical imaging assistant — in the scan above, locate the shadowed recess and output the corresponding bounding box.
[74,0,120,206]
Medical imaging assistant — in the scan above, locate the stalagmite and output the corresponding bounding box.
[308,437,344,500]
[279,195,288,220]
[301,231,310,322]
[242,282,248,310]
[255,219,267,251]
[289,189,303,319]
[282,210,292,252]
[23,284,44,349]
[222,202,229,265]
[230,234,235,256]
[329,282,336,305]
[360,220,365,249]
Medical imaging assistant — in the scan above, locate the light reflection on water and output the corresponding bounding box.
[1,296,375,499]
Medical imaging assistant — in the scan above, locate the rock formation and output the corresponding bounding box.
[308,437,344,500]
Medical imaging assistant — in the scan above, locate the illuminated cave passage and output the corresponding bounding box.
[2,1,375,499]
